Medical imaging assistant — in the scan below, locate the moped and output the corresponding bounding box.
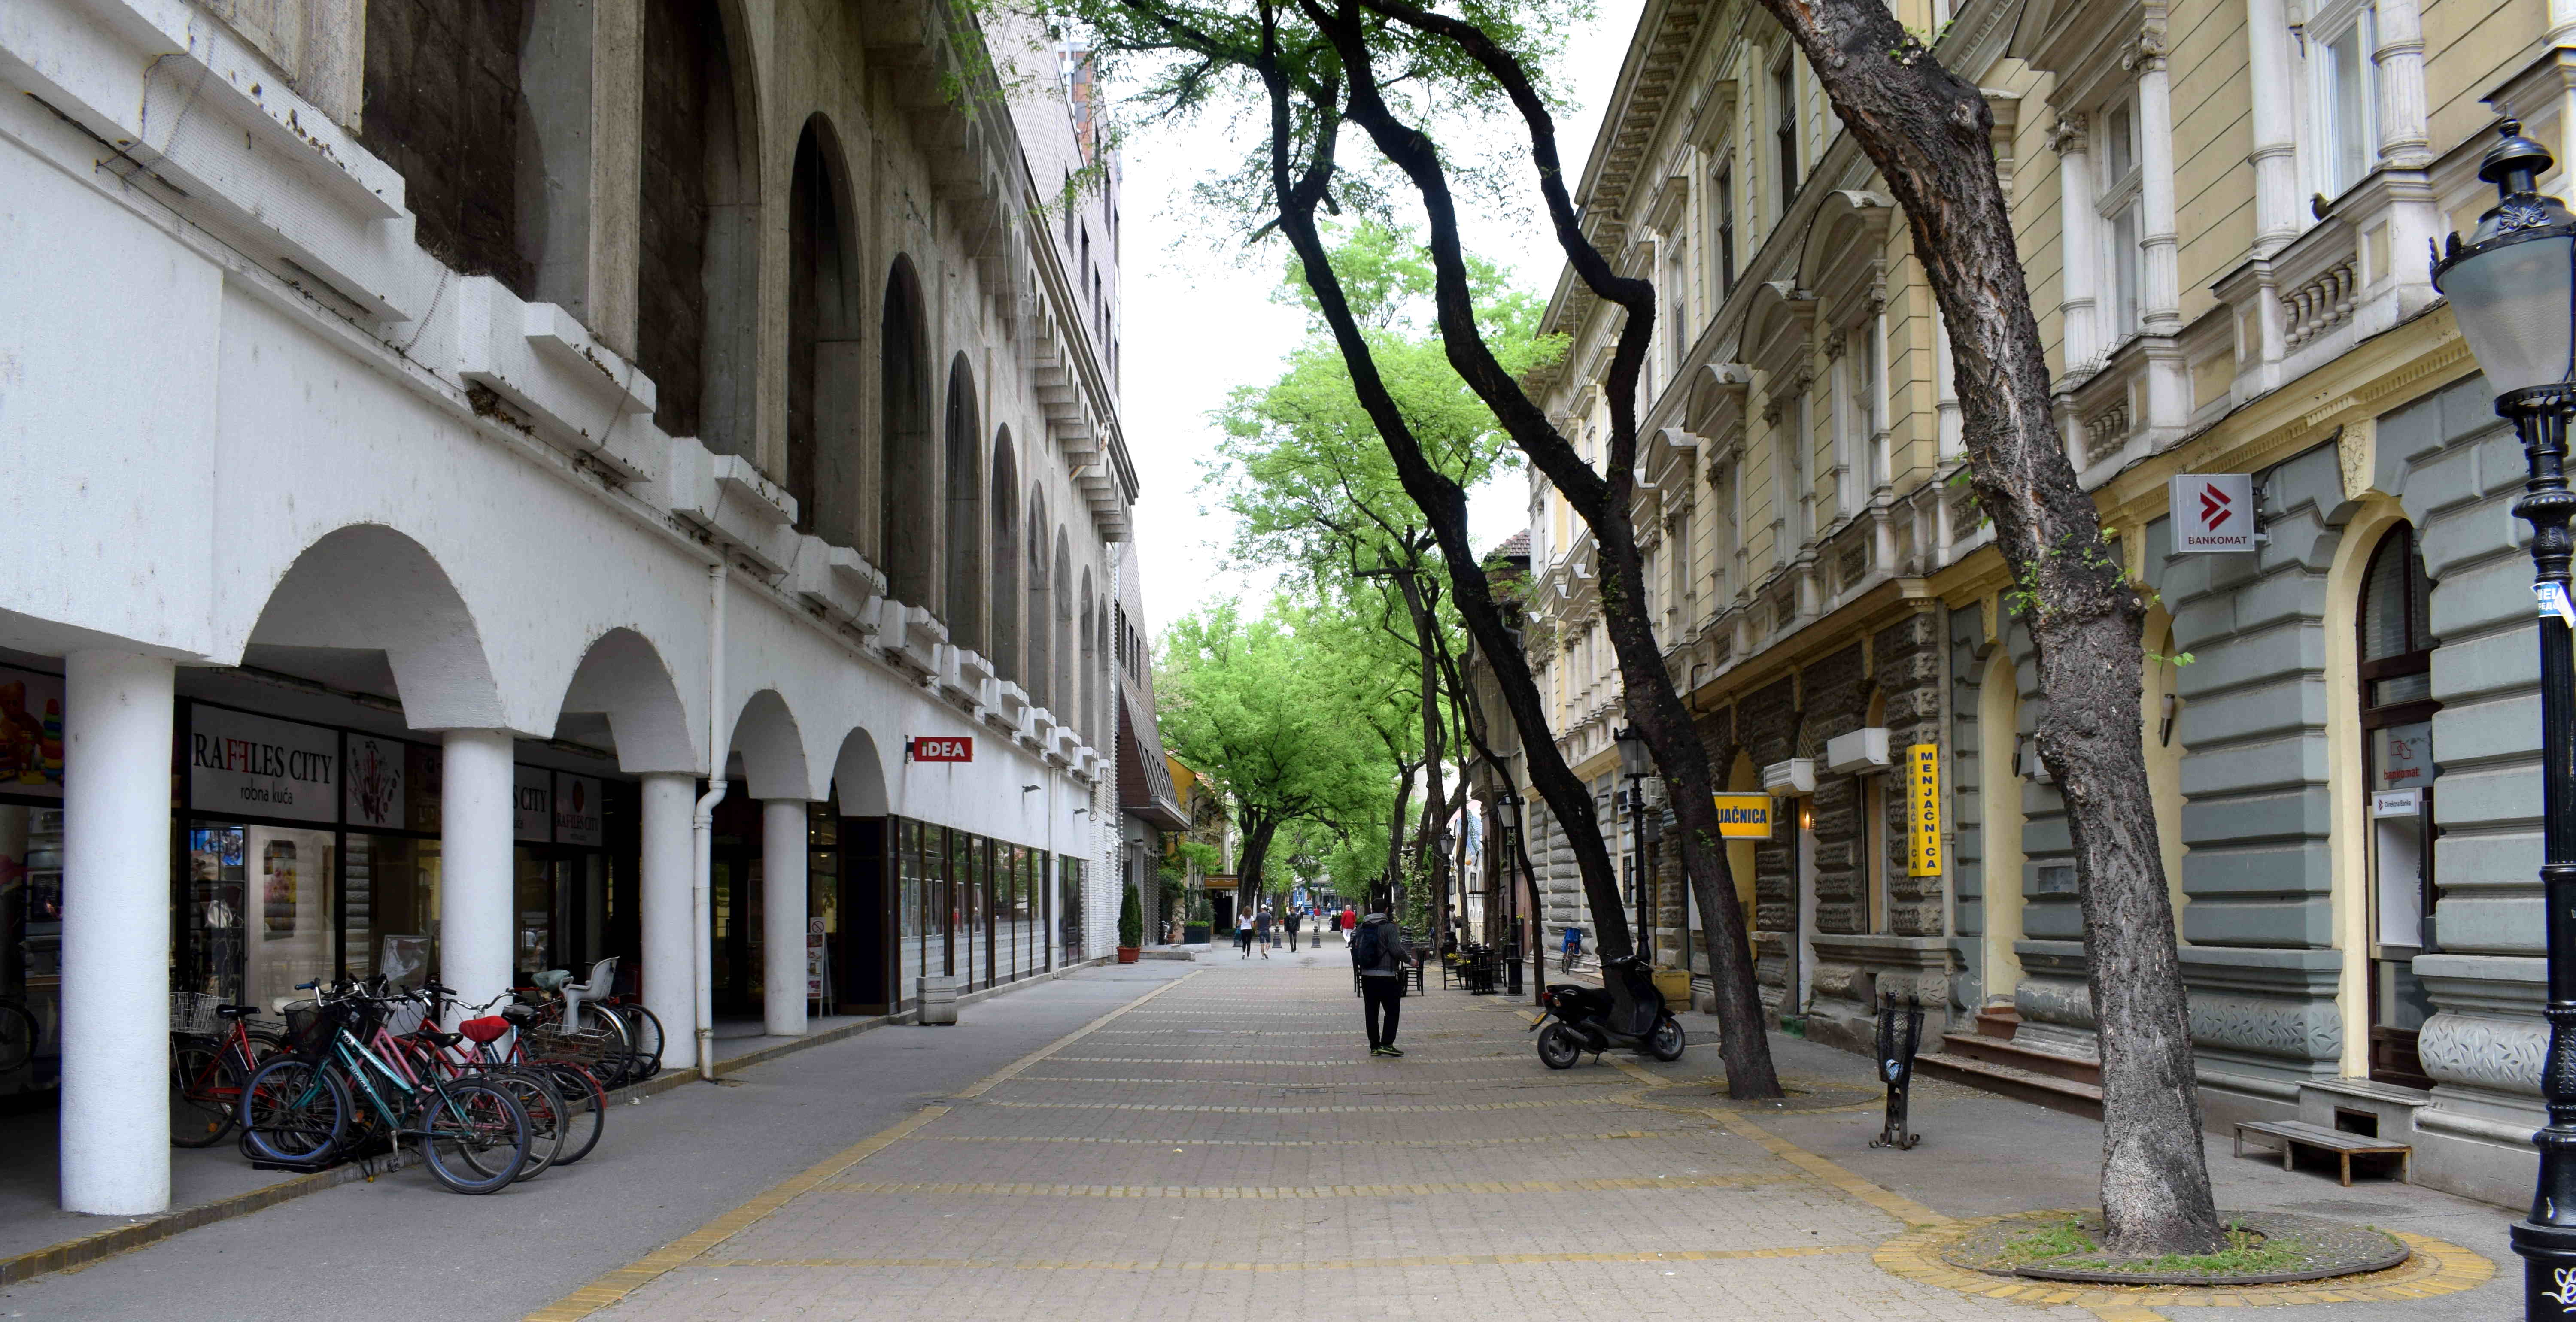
[1533,954,1686,1067]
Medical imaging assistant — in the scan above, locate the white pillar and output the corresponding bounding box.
[2136,61,2183,336]
[2244,0,2300,252]
[59,650,174,1215]
[2373,0,2432,168]
[441,728,516,1019]
[762,799,808,1037]
[2051,117,2097,370]
[640,772,697,1054]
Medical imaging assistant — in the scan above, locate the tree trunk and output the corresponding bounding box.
[1241,33,1635,958]
[1383,757,1418,912]
[1236,815,1282,924]
[1396,571,1449,937]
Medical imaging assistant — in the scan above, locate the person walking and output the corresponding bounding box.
[1352,911,1410,1056]
[1340,906,1357,947]
[1285,908,1302,952]
[1253,908,1273,959]
[1236,910,1254,958]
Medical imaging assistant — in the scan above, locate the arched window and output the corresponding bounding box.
[1026,490,1051,710]
[639,0,754,454]
[990,434,1021,682]
[1078,570,1098,745]
[788,118,862,543]
[2357,522,2438,1089]
[879,258,933,599]
[1054,530,1075,710]
[943,358,983,651]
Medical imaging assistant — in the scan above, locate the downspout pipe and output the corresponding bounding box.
[694,561,729,1082]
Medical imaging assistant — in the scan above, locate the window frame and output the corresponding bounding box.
[2093,93,2146,347]
[1772,55,1799,219]
[2303,0,2381,207]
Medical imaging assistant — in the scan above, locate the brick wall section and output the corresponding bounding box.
[1875,611,1944,936]
[639,0,723,440]
[359,0,533,297]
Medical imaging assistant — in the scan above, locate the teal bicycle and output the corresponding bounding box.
[238,981,531,1194]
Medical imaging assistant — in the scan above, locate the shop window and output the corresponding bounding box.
[0,798,63,1086]
[2357,523,2438,1088]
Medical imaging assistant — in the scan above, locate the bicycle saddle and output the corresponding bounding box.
[459,1016,513,1044]
[532,969,573,992]
[499,1003,543,1025]
[214,1004,259,1020]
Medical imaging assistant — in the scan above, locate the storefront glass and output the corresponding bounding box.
[1058,856,1084,964]
[899,819,924,992]
[346,832,438,987]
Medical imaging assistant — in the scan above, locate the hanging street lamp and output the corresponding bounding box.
[1495,788,1528,998]
[2431,118,2576,1320]
[1614,725,1653,964]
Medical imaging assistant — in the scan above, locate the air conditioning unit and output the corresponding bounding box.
[1825,728,1892,775]
[1760,758,1816,795]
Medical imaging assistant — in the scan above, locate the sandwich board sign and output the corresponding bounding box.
[2172,473,2256,552]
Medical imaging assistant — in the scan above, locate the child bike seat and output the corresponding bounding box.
[459,1016,513,1044]
[532,969,573,992]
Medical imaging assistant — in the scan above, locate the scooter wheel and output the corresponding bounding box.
[1536,1022,1583,1070]
[1646,1016,1686,1062]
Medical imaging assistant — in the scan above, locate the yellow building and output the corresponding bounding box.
[1519,0,2573,1205]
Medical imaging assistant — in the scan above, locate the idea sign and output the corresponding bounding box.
[2171,473,2257,552]
[910,736,973,763]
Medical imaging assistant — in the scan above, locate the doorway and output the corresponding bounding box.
[2357,525,2438,1088]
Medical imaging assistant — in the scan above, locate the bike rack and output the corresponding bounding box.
[1869,990,1923,1151]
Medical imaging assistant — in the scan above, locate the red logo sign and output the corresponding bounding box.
[911,737,973,763]
[2198,482,2233,529]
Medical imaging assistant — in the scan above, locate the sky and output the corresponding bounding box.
[1113,0,1647,632]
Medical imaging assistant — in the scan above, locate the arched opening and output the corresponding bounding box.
[1078,571,1097,744]
[880,258,934,599]
[2356,522,2439,1088]
[943,358,984,652]
[830,728,893,1013]
[788,117,864,543]
[639,0,756,453]
[990,434,1022,682]
[712,691,808,1024]
[1026,490,1052,710]
[1052,530,1075,712]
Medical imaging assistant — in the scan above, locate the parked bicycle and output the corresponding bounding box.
[168,991,283,1148]
[0,994,37,1073]
[237,980,531,1194]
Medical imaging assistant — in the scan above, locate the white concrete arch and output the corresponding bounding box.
[832,726,892,816]
[554,626,700,775]
[727,688,812,801]
[242,523,505,730]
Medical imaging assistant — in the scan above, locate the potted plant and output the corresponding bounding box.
[1117,883,1143,963]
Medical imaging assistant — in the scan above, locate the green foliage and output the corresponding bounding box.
[1155,596,1396,849]
[1118,882,1145,948]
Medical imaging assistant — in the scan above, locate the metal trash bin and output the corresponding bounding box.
[918,975,961,1025]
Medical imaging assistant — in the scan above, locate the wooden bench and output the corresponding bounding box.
[2232,1119,2411,1187]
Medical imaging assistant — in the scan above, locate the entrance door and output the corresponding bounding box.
[1795,800,1818,1015]
[2357,526,2439,1088]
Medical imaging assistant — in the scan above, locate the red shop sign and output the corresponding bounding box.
[910,736,973,763]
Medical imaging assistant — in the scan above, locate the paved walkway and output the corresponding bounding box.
[523,955,2517,1321]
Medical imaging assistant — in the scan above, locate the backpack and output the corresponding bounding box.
[1356,922,1407,976]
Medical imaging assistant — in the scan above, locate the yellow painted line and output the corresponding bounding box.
[690,1243,1871,1272]
[979,1096,1619,1114]
[522,970,1203,1322]
[908,1130,1706,1147]
[816,1171,1787,1199]
[1001,1073,1623,1087]
[1046,1055,1522,1065]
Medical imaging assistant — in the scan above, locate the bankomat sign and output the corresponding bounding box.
[2171,472,2257,552]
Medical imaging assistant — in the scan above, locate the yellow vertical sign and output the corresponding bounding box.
[1907,743,1942,876]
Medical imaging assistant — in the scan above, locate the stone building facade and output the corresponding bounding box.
[1504,0,2576,1207]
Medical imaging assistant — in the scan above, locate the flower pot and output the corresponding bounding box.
[1117,946,1141,964]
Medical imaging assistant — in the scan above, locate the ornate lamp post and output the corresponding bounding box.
[2432,119,2576,1320]
[1495,788,1527,998]
[1615,725,1653,964]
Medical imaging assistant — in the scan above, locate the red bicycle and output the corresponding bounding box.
[169,992,283,1148]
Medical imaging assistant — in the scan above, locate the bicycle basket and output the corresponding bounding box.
[380,997,428,1037]
[169,991,223,1037]
[279,1001,328,1059]
[522,1022,613,1068]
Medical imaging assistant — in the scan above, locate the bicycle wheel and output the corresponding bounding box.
[572,1003,633,1087]
[488,1069,565,1180]
[616,1003,665,1079]
[415,1079,527,1194]
[0,1001,35,1073]
[538,1063,608,1166]
[239,1058,348,1163]
[169,1037,241,1147]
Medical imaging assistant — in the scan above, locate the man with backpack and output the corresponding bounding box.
[1351,912,1410,1057]
[1285,907,1302,952]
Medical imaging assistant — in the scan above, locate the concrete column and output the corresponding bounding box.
[441,728,517,1018]
[2136,62,2182,336]
[2243,0,2300,253]
[762,799,809,1037]
[2372,0,2432,168]
[59,651,174,1215]
[640,772,697,1055]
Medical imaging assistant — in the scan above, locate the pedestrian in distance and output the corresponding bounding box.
[1341,906,1358,946]
[1560,925,1583,973]
[1237,911,1254,958]
[1285,908,1302,952]
[1254,908,1273,959]
[1352,912,1411,1056]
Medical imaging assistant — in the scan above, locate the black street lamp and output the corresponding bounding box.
[1615,725,1653,964]
[1495,788,1528,998]
[2432,118,2576,1320]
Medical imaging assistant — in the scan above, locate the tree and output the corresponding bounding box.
[1118,881,1145,950]
[1033,0,2216,1253]
[1156,598,1389,918]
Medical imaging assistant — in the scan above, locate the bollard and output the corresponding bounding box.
[917,975,961,1025]
[1869,990,1923,1150]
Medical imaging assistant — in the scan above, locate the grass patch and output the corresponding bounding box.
[2002,1220,2307,1277]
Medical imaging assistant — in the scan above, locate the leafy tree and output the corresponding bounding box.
[1118,882,1145,949]
[1022,0,2223,1245]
